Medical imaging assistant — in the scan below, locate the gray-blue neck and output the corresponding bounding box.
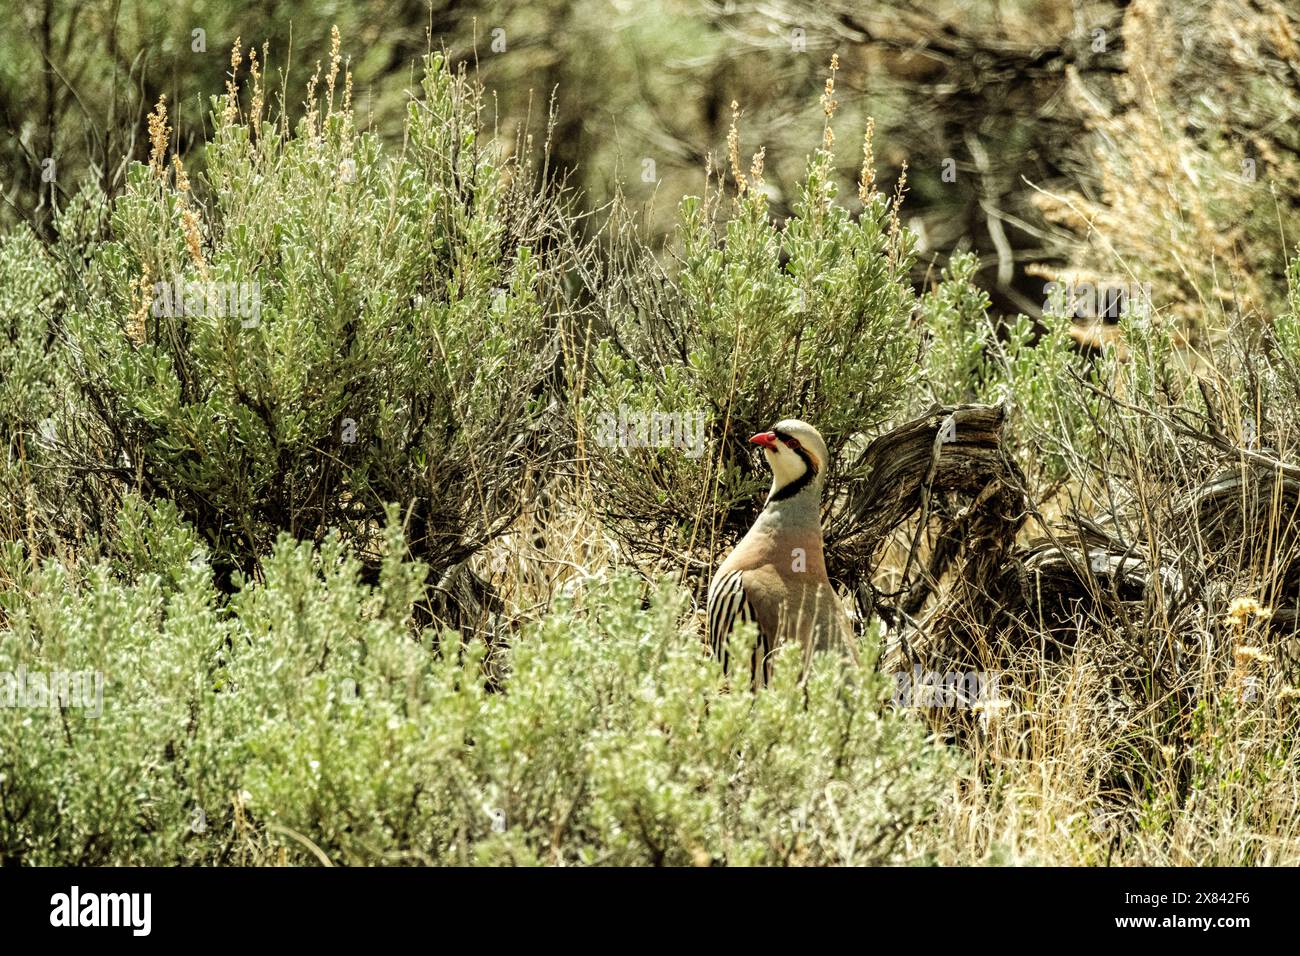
[761,479,824,530]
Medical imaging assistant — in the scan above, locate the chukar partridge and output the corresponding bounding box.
[707,419,854,687]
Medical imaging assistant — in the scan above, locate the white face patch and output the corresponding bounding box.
[763,442,808,489]
[759,419,831,501]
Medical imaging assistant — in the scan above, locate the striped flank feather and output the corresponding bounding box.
[706,569,771,686]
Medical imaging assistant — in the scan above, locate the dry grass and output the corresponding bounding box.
[1039,0,1300,341]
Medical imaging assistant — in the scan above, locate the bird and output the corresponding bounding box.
[706,419,854,687]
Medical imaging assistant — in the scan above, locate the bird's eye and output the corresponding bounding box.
[782,436,801,450]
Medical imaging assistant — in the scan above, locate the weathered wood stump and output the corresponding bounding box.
[833,403,1300,676]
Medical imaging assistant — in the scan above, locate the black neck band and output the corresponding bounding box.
[768,447,817,502]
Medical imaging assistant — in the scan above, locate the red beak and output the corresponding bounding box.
[749,431,778,450]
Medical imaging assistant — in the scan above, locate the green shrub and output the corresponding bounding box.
[579,109,923,565]
[0,498,952,865]
[61,50,570,588]
[0,226,60,437]
[0,186,110,548]
[1,224,62,543]
[918,252,996,406]
[920,251,1097,487]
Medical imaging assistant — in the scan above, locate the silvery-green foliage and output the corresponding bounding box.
[0,225,60,442]
[1274,256,1300,375]
[918,252,995,405]
[0,212,96,544]
[919,251,1095,486]
[63,53,565,583]
[583,141,922,557]
[0,498,952,865]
